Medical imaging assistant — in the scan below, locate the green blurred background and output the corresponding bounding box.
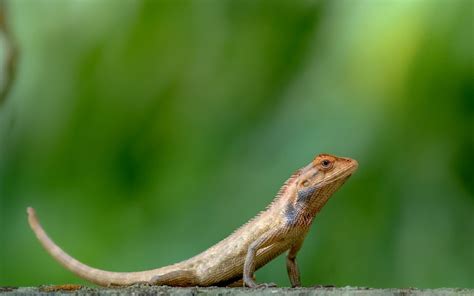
[0,0,473,288]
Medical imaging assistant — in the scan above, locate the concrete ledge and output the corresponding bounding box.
[1,286,472,296]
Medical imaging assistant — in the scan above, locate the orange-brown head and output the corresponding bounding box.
[297,153,358,190]
[286,153,358,226]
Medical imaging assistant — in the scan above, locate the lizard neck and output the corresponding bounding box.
[283,177,348,228]
[270,170,316,228]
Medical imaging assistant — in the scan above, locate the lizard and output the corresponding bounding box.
[27,153,358,288]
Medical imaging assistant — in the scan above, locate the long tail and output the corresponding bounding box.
[27,207,179,286]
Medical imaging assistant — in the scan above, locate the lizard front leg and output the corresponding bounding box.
[286,237,304,287]
[243,228,281,288]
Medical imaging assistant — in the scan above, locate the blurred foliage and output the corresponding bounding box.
[0,0,473,288]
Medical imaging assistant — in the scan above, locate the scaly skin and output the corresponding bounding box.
[27,153,358,287]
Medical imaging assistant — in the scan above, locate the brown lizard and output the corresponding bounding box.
[27,153,358,288]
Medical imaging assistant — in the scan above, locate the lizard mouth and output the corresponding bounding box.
[322,164,357,186]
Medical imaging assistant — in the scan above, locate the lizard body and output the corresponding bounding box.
[27,153,358,287]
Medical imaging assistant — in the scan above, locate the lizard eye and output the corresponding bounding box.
[321,159,332,169]
[302,180,310,187]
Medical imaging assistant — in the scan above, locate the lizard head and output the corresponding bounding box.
[290,153,358,218]
[297,153,358,190]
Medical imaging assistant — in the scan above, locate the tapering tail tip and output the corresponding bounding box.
[27,206,35,216]
[27,206,39,230]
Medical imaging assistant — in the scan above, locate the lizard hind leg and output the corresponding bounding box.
[149,270,198,287]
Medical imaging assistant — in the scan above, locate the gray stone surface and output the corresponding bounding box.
[1,286,473,296]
